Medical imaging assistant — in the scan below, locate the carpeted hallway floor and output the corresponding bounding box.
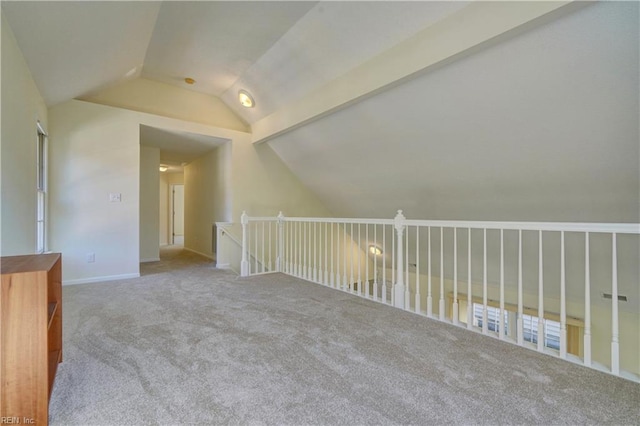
[49,246,639,425]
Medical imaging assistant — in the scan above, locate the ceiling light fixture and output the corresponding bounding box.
[368,245,383,256]
[238,90,255,108]
[184,77,195,85]
[159,166,168,172]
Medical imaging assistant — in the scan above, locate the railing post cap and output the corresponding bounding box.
[241,211,248,225]
[277,211,285,220]
[394,209,406,230]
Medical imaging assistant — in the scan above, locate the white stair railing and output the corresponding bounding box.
[240,210,640,382]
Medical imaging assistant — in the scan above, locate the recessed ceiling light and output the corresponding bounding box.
[238,90,255,108]
[159,166,168,172]
[184,77,195,85]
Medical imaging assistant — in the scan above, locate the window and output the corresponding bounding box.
[473,303,509,335]
[521,313,561,350]
[36,123,47,254]
[453,294,580,356]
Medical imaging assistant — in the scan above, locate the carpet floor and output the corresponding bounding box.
[49,246,640,425]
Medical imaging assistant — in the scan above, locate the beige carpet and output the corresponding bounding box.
[49,246,640,425]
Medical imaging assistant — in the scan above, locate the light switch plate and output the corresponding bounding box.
[109,193,122,202]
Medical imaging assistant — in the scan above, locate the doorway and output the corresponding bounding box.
[171,184,184,245]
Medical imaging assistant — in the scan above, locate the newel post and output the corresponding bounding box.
[394,210,406,309]
[276,211,285,272]
[240,211,249,277]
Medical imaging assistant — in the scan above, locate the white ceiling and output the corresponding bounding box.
[1,1,161,106]
[142,1,316,100]
[139,125,228,166]
[1,0,468,123]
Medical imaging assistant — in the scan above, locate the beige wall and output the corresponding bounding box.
[1,13,48,256]
[140,145,160,261]
[80,78,248,133]
[183,145,230,258]
[48,99,330,283]
[48,101,141,284]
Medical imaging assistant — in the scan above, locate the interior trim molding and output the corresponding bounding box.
[63,273,140,286]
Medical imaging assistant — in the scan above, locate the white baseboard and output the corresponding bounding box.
[63,273,140,286]
[183,247,215,260]
[140,257,160,263]
[216,262,231,269]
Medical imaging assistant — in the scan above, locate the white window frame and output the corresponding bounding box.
[36,122,47,254]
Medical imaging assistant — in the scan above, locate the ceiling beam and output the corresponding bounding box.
[251,1,586,144]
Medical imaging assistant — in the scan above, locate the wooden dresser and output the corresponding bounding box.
[1,253,62,426]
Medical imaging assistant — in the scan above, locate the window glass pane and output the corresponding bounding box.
[37,191,45,221]
[473,303,508,335]
[37,132,45,190]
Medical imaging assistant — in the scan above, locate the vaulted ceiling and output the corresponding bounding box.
[2,1,638,223]
[1,1,468,122]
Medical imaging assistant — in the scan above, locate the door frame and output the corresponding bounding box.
[170,184,184,245]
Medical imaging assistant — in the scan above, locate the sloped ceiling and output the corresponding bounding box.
[1,0,469,119]
[2,1,638,225]
[267,2,639,223]
[1,1,161,106]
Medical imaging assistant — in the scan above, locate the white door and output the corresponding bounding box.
[172,184,184,245]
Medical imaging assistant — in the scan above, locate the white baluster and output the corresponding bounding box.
[482,228,488,335]
[314,222,318,282]
[405,224,410,310]
[306,222,311,280]
[278,213,284,273]
[517,230,524,345]
[439,227,445,321]
[240,211,249,277]
[254,220,258,274]
[427,226,433,317]
[335,223,340,288]
[358,223,362,296]
[350,223,355,293]
[298,222,303,277]
[467,228,472,330]
[287,221,291,274]
[382,225,387,304]
[499,229,504,340]
[560,231,567,358]
[268,221,272,271]
[324,222,329,285]
[611,233,620,375]
[343,223,348,292]
[538,230,545,353]
[289,220,293,274]
[453,227,458,325]
[374,225,378,301]
[261,221,265,273]
[365,224,370,298]
[392,225,395,306]
[308,222,313,279]
[313,222,322,283]
[288,221,292,274]
[394,210,406,309]
[415,227,421,314]
[584,232,592,366]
